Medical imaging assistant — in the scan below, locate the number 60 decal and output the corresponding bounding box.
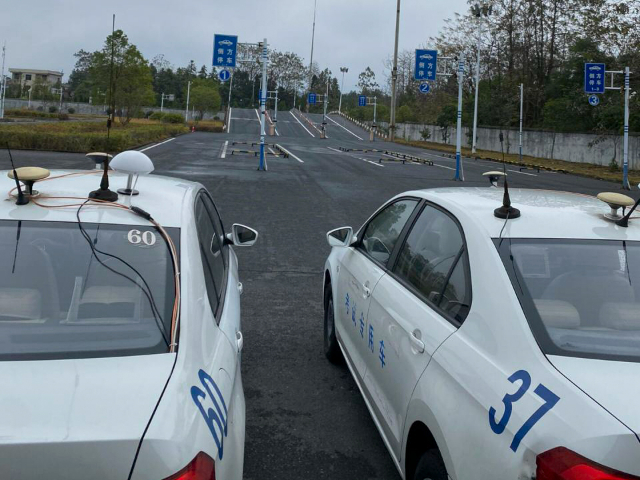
[489,369,560,452]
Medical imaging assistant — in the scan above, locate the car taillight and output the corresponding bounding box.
[537,447,639,480]
[163,452,216,480]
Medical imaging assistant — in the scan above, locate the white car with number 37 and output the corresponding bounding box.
[323,186,640,480]
[0,151,257,480]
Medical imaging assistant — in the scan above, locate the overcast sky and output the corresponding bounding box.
[1,0,468,92]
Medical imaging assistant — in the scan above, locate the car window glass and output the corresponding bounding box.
[440,253,470,323]
[394,206,470,322]
[361,199,418,265]
[195,197,222,315]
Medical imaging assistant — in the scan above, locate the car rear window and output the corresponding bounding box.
[0,220,179,360]
[496,238,640,363]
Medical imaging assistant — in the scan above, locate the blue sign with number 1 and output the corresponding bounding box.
[358,95,367,107]
[218,69,231,82]
[308,93,317,105]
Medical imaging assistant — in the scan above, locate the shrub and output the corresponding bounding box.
[609,158,620,172]
[37,106,44,111]
[58,113,70,121]
[150,111,184,123]
[67,107,75,114]
[48,106,58,113]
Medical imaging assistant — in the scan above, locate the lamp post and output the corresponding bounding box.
[185,81,191,121]
[307,0,318,112]
[389,0,401,141]
[338,67,348,114]
[471,3,492,155]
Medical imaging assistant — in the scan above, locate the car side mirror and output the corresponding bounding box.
[226,224,258,247]
[327,227,355,247]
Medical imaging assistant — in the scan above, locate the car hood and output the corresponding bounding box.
[548,355,640,435]
[0,353,175,480]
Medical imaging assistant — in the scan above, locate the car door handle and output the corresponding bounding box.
[363,286,371,298]
[236,331,244,352]
[238,282,243,295]
[410,330,425,354]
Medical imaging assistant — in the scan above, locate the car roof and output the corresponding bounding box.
[0,169,201,228]
[402,187,640,241]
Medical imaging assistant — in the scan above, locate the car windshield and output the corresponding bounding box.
[496,238,640,363]
[0,220,179,361]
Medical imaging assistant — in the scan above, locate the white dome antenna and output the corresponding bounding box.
[110,150,155,196]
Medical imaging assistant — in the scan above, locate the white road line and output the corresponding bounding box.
[227,107,232,133]
[290,111,315,137]
[433,164,456,171]
[268,147,277,156]
[276,144,304,163]
[327,147,382,167]
[327,147,342,153]
[360,157,384,167]
[140,137,175,152]
[221,140,228,159]
[326,115,363,140]
[508,169,538,177]
[254,108,261,122]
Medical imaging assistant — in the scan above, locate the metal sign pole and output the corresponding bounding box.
[227,71,234,111]
[519,83,523,162]
[454,60,465,181]
[259,38,268,171]
[373,96,377,141]
[274,82,278,124]
[623,66,630,190]
[161,93,165,113]
[0,42,5,119]
[472,24,481,154]
[185,81,191,121]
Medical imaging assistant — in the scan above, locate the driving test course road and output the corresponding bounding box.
[7,108,629,479]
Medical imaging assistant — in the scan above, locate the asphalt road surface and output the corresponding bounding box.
[5,109,631,480]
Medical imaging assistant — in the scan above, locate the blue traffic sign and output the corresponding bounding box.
[419,82,431,94]
[308,93,317,105]
[415,49,438,81]
[213,34,238,68]
[358,95,367,107]
[218,69,231,82]
[588,95,600,106]
[584,63,605,94]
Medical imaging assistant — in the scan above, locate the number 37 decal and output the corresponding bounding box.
[489,370,559,452]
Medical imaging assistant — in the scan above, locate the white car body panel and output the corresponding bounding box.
[0,170,246,480]
[325,187,640,480]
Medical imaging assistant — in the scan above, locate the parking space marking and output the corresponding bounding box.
[290,111,316,138]
[140,137,175,152]
[276,144,304,163]
[327,147,383,167]
[508,169,538,177]
[326,115,363,140]
[254,109,261,122]
[221,140,228,158]
[433,164,456,171]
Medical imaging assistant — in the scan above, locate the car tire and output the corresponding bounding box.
[324,287,342,364]
[413,449,447,480]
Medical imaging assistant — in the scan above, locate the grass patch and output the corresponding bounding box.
[0,118,188,152]
[188,120,224,133]
[394,138,640,185]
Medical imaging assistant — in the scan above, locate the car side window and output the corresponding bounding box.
[195,193,227,319]
[360,199,418,265]
[200,193,227,269]
[394,205,471,324]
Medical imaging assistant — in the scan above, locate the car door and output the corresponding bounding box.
[336,198,420,382]
[363,203,472,460]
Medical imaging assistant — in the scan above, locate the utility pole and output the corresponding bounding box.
[307,0,318,113]
[227,71,234,110]
[274,82,278,124]
[338,67,348,113]
[185,80,191,121]
[623,66,630,189]
[259,38,268,171]
[0,42,6,119]
[454,60,465,181]
[322,74,329,137]
[389,0,401,141]
[519,83,523,162]
[161,93,165,112]
[471,3,491,155]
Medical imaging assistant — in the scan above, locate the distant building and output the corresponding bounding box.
[8,69,63,88]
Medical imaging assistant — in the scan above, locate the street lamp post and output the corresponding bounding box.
[389,0,401,141]
[338,67,348,114]
[471,3,491,155]
[185,81,192,121]
[307,0,318,112]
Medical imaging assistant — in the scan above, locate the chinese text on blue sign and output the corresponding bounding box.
[213,34,238,68]
[308,93,317,105]
[584,63,605,94]
[415,49,438,81]
[358,95,367,107]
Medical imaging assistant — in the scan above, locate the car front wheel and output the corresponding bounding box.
[413,449,447,480]
[324,286,342,364]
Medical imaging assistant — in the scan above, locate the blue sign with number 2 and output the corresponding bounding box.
[489,370,559,452]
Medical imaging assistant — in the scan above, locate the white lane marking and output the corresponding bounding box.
[360,157,384,167]
[433,164,456,171]
[326,115,363,140]
[327,147,342,153]
[268,147,277,156]
[140,137,175,152]
[276,144,304,163]
[254,109,261,122]
[227,107,232,133]
[221,140,228,159]
[290,111,315,137]
[327,147,383,167]
[508,169,538,177]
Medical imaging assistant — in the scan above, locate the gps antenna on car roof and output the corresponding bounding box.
[493,132,520,219]
[615,194,640,228]
[6,144,28,206]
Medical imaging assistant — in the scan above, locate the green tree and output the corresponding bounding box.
[357,67,379,94]
[190,78,221,120]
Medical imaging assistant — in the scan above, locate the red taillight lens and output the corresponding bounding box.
[537,447,639,480]
[163,452,216,480]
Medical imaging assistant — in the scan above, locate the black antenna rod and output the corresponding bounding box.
[616,197,640,227]
[6,144,28,206]
[494,132,520,219]
[89,13,118,202]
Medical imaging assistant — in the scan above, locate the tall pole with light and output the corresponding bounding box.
[259,38,268,171]
[185,80,191,121]
[389,0,401,141]
[307,0,318,113]
[471,3,491,155]
[0,42,6,120]
[338,67,348,114]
